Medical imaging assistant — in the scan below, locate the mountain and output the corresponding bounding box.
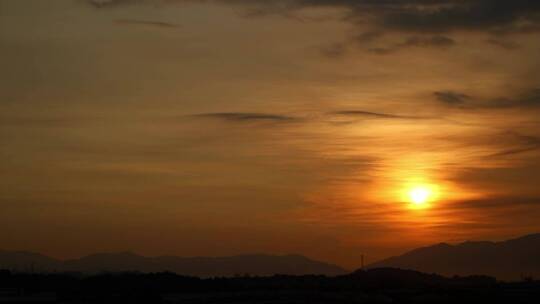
[0,251,346,277]
[368,233,540,280]
[0,250,62,272]
[345,268,496,289]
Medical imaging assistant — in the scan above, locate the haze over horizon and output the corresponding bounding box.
[2,0,540,270]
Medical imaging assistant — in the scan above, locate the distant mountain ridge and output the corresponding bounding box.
[0,251,346,277]
[368,233,540,280]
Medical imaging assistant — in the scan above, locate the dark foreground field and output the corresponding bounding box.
[1,268,539,303]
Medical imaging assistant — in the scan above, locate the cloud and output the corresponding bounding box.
[367,47,394,55]
[354,31,385,44]
[330,110,428,120]
[443,196,540,213]
[88,0,140,8]
[114,19,180,28]
[400,195,540,238]
[434,88,540,109]
[488,88,540,108]
[320,43,348,58]
[226,1,540,35]
[367,35,455,55]
[486,133,540,158]
[434,91,470,105]
[442,131,540,162]
[377,0,540,33]
[486,38,520,50]
[191,112,296,122]
[488,146,540,158]
[503,88,540,107]
[86,1,540,35]
[400,35,455,47]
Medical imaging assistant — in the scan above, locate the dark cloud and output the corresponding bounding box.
[503,88,540,107]
[488,146,540,158]
[354,31,385,44]
[434,88,540,109]
[486,38,520,50]
[114,19,180,28]
[487,88,540,108]
[444,196,540,212]
[378,0,540,33]
[368,35,455,55]
[330,110,427,120]
[434,91,470,105]
[400,35,455,47]
[426,195,540,237]
[191,112,296,122]
[487,133,540,158]
[87,1,540,35]
[88,0,141,8]
[233,0,540,35]
[320,42,348,58]
[442,131,540,160]
[451,159,540,198]
[367,47,395,55]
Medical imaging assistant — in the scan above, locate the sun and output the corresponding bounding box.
[405,184,439,209]
[409,187,431,205]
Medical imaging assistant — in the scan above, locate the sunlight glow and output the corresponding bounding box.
[403,184,440,209]
[409,187,431,205]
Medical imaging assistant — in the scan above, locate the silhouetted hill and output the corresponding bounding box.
[2,267,531,303]
[0,250,62,272]
[368,233,540,280]
[0,251,346,277]
[346,268,496,289]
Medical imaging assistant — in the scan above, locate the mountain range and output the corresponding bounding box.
[3,233,540,280]
[368,233,540,280]
[0,251,346,277]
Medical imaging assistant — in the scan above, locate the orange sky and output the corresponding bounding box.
[1,0,540,269]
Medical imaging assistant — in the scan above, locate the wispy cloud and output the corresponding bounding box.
[486,133,540,158]
[440,196,540,214]
[88,0,140,8]
[191,112,296,123]
[87,1,540,35]
[434,88,540,109]
[114,19,179,28]
[330,110,429,120]
[434,91,471,105]
[237,1,540,35]
[355,31,385,44]
[320,43,348,58]
[401,35,455,47]
[323,34,455,57]
[488,146,540,158]
[368,35,455,55]
[486,38,520,50]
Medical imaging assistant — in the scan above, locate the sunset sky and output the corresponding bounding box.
[2,0,540,268]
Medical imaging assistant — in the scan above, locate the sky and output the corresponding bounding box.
[1,0,540,269]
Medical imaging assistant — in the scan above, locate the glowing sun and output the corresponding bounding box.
[406,185,438,208]
[409,187,431,204]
